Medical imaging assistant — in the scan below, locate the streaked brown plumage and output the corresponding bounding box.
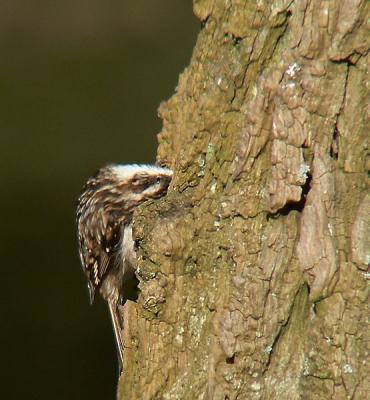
[76,164,173,373]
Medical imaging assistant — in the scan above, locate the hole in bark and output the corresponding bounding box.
[330,128,339,159]
[224,32,243,45]
[121,275,140,303]
[231,34,242,45]
[226,355,235,364]
[300,171,312,199]
[267,173,312,218]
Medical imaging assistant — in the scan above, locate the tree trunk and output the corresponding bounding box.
[118,1,370,398]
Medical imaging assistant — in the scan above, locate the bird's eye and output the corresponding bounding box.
[132,177,149,187]
[156,177,163,184]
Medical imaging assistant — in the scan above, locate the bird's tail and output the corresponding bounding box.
[107,299,124,375]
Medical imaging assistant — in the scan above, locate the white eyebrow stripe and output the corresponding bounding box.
[112,164,173,181]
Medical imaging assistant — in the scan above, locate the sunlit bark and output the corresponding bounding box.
[118,1,370,398]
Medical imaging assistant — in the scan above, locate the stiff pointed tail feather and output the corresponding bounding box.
[107,299,125,375]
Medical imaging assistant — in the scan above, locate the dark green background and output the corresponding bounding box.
[2,2,198,399]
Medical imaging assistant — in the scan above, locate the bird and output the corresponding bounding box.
[76,164,173,373]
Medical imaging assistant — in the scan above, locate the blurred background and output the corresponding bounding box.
[1,2,198,398]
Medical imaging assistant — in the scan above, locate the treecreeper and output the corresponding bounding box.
[76,164,173,373]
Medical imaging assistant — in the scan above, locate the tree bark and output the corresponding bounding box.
[118,1,370,399]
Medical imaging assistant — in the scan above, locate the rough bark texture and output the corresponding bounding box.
[118,1,370,399]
